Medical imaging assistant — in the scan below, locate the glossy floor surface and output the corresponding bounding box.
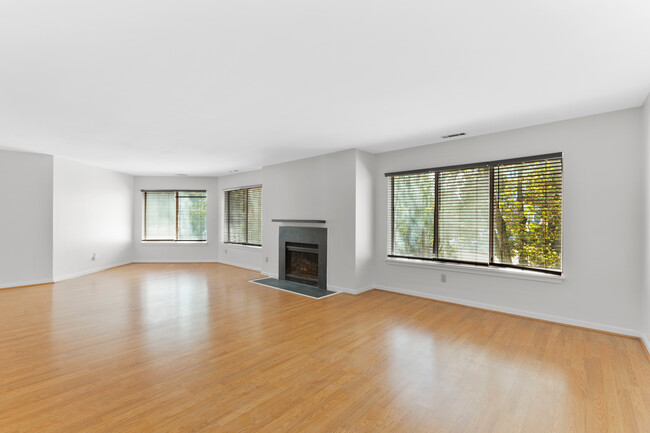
[1,264,649,432]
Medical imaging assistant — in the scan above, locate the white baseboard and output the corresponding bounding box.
[217,260,261,272]
[53,261,132,283]
[133,259,220,264]
[330,284,374,295]
[133,259,261,272]
[0,278,53,290]
[373,284,641,337]
[257,272,372,295]
[641,333,650,356]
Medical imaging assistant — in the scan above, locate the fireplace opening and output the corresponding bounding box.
[285,242,319,286]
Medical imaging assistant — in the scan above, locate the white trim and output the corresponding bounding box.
[329,284,374,295]
[222,243,262,251]
[249,279,339,299]
[641,333,650,356]
[217,259,261,272]
[53,261,132,283]
[133,259,220,263]
[130,260,261,272]
[140,241,208,244]
[0,278,53,290]
[223,184,262,192]
[258,271,371,295]
[386,258,564,284]
[374,283,640,337]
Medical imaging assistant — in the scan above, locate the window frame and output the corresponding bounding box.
[142,190,208,242]
[224,185,262,247]
[386,153,563,276]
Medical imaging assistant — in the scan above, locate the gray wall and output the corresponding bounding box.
[53,157,133,281]
[373,108,643,335]
[0,150,53,288]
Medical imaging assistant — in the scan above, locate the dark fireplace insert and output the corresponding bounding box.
[279,226,327,290]
[285,242,319,286]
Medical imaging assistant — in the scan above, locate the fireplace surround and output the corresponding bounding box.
[279,226,327,289]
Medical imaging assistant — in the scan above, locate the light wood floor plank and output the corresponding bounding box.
[0,263,648,432]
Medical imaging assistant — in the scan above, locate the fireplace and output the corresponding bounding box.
[286,242,319,285]
[279,227,327,289]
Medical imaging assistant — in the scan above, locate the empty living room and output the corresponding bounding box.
[1,1,650,432]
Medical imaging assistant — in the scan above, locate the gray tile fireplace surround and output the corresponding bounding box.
[279,226,327,290]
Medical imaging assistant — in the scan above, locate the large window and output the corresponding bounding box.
[224,186,262,246]
[143,190,207,241]
[387,153,562,274]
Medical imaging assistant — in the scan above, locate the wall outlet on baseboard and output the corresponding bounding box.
[441,274,446,283]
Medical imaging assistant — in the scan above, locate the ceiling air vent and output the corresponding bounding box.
[441,132,466,139]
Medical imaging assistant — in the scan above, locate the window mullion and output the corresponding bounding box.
[433,171,440,258]
[226,191,231,243]
[144,191,148,240]
[245,188,249,244]
[390,177,395,255]
[175,192,179,241]
[489,166,495,265]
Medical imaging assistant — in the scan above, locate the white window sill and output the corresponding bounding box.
[140,241,208,245]
[386,257,564,284]
[223,243,262,250]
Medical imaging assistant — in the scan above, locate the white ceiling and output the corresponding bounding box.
[1,0,649,176]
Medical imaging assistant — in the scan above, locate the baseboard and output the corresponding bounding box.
[330,284,374,295]
[132,260,261,272]
[0,278,53,290]
[641,334,650,361]
[256,273,372,295]
[53,261,133,283]
[217,260,261,272]
[373,284,641,338]
[133,259,220,264]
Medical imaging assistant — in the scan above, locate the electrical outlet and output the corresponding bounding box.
[224,249,228,254]
[91,253,97,261]
[441,274,446,283]
[265,257,269,263]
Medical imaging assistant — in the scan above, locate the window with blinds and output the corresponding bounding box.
[225,186,262,246]
[143,190,207,241]
[387,153,562,274]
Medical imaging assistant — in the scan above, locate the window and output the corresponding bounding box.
[224,186,262,246]
[143,190,207,241]
[387,153,562,274]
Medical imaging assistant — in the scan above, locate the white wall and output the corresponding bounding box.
[261,150,360,291]
[132,176,220,262]
[0,150,53,288]
[642,96,650,346]
[355,150,375,290]
[52,158,133,281]
[373,108,644,335]
[324,150,357,291]
[260,149,375,292]
[218,170,263,271]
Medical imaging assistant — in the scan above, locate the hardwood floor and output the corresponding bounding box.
[0,263,648,432]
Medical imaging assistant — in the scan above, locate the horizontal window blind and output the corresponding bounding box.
[143,191,207,241]
[387,153,562,275]
[247,187,262,245]
[493,158,562,272]
[438,167,490,264]
[225,186,262,246]
[388,173,436,259]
